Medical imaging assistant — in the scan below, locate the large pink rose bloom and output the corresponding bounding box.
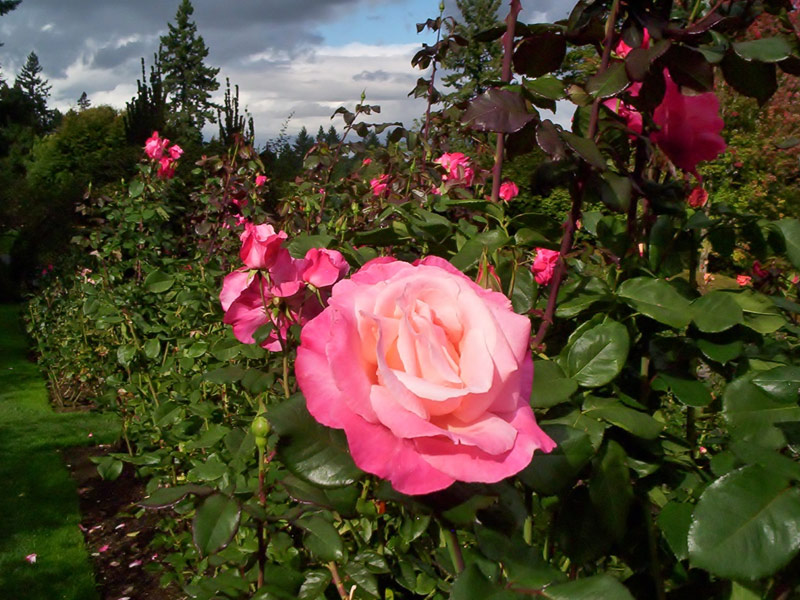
[295,256,555,495]
[239,223,287,270]
[650,70,726,177]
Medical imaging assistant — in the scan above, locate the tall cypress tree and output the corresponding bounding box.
[15,51,51,129]
[159,0,219,139]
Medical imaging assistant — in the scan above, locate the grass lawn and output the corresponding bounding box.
[0,304,120,600]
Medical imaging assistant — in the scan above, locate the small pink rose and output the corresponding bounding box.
[168,144,183,160]
[531,248,560,285]
[144,131,169,160]
[302,248,349,288]
[239,223,287,270]
[498,181,520,202]
[370,174,390,197]
[295,256,555,495]
[98,544,110,553]
[362,158,372,166]
[614,28,650,57]
[435,152,475,186]
[688,187,708,209]
[737,274,752,287]
[255,174,268,187]
[156,157,175,179]
[25,553,37,564]
[753,261,768,278]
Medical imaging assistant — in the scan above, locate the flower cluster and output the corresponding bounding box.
[221,223,349,351]
[144,131,183,179]
[435,152,475,193]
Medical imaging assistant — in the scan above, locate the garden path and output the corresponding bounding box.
[0,304,119,600]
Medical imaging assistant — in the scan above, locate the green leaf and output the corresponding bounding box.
[733,37,793,63]
[343,561,380,598]
[657,501,694,561]
[556,276,611,318]
[270,394,362,487]
[531,360,578,408]
[287,234,336,258]
[210,338,241,361]
[773,219,800,270]
[724,376,800,447]
[513,32,566,78]
[752,366,800,403]
[652,374,712,407]
[688,465,800,579]
[589,440,633,541]
[193,494,241,556]
[721,51,777,105]
[586,62,629,99]
[451,564,502,600]
[461,87,536,133]
[129,179,144,198]
[731,290,786,334]
[696,338,743,365]
[144,269,175,293]
[297,514,344,562]
[116,344,136,367]
[524,74,565,100]
[691,291,743,333]
[93,456,123,481]
[565,319,630,388]
[730,441,800,483]
[204,366,246,385]
[519,424,594,495]
[618,277,692,328]
[139,484,213,508]
[583,396,663,438]
[143,338,161,359]
[542,575,635,600]
[298,569,331,600]
[559,130,607,170]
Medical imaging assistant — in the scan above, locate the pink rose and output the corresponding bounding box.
[370,174,390,197]
[156,157,176,179]
[650,70,726,177]
[295,256,555,495]
[265,248,305,298]
[362,158,372,166]
[255,174,268,187]
[302,248,349,288]
[168,144,183,160]
[614,29,650,57]
[602,82,644,136]
[435,152,475,186]
[737,274,752,287]
[239,223,287,270]
[498,181,520,202]
[688,186,708,208]
[144,131,169,160]
[531,248,560,285]
[752,261,768,279]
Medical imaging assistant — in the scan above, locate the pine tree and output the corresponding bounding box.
[159,0,219,139]
[441,0,503,102]
[15,51,51,129]
[217,78,254,146]
[77,91,91,110]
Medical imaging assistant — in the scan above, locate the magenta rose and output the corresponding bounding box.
[532,248,560,285]
[650,70,726,177]
[498,180,520,202]
[239,223,287,270]
[295,256,555,495]
[144,131,169,160]
[302,248,349,288]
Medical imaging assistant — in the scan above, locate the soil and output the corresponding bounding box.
[60,445,185,600]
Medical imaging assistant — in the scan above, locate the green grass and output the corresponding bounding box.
[0,304,120,600]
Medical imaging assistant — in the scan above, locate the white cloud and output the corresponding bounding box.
[40,23,54,32]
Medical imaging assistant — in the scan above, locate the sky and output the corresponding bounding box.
[0,0,570,145]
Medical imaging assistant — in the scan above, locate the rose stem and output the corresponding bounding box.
[490,0,521,203]
[444,528,465,573]
[327,562,350,600]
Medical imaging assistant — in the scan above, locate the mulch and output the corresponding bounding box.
[61,445,185,600]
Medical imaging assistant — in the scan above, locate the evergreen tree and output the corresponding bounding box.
[217,78,254,146]
[123,56,167,146]
[77,91,91,110]
[315,125,325,142]
[159,0,220,139]
[15,51,51,129]
[441,0,503,102]
[325,125,339,146]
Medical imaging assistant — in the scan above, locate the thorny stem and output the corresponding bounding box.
[327,562,350,600]
[423,3,446,142]
[490,0,521,203]
[531,0,620,349]
[256,443,267,588]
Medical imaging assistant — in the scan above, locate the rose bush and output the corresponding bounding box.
[295,255,555,495]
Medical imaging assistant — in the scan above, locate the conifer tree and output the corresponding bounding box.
[441,0,503,102]
[123,56,167,145]
[159,0,219,138]
[77,91,91,110]
[15,51,51,129]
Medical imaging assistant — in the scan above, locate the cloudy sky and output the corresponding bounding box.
[0,0,569,144]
